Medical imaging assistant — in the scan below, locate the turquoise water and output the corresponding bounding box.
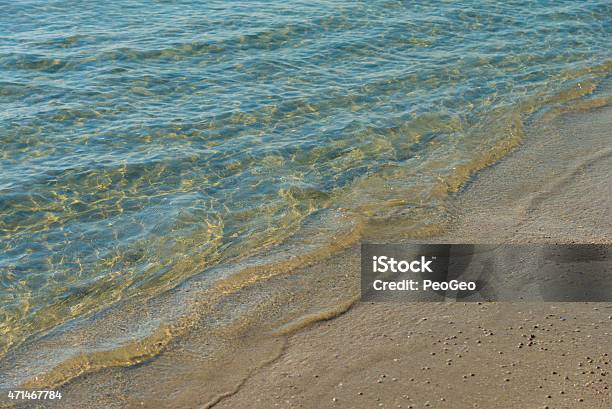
[0,0,610,355]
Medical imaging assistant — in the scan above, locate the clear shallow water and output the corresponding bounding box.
[0,0,610,355]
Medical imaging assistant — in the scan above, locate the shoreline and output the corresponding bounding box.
[2,91,611,408]
[2,66,608,365]
[207,104,612,409]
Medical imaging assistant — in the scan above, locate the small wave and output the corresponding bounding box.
[0,54,69,73]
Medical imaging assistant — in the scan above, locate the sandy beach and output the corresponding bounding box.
[6,87,608,409]
[214,303,610,409]
[2,3,611,409]
[206,101,612,409]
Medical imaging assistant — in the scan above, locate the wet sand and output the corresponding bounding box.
[5,103,611,408]
[214,303,610,409]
